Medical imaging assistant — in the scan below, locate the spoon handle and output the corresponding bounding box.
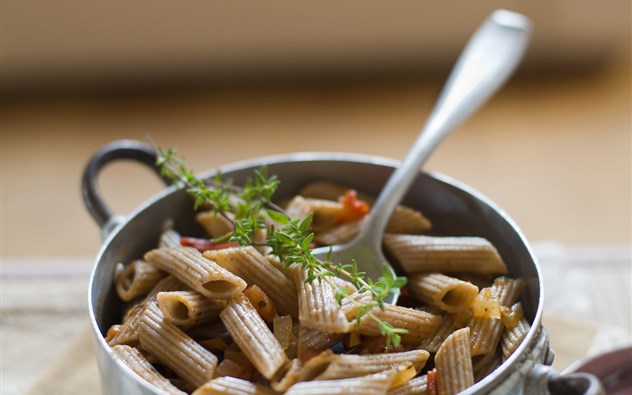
[361,9,532,245]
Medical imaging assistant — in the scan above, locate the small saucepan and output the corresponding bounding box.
[82,139,604,394]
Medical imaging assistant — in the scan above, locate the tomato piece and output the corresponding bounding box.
[427,368,439,395]
[180,237,239,252]
[339,190,370,223]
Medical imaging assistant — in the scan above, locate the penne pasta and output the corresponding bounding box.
[157,290,226,327]
[408,273,479,313]
[111,345,186,395]
[203,246,298,317]
[220,293,288,380]
[109,275,184,346]
[501,317,530,361]
[315,350,430,380]
[115,259,167,302]
[285,368,399,395]
[196,211,234,239]
[138,301,218,390]
[383,234,508,275]
[357,304,441,344]
[159,228,182,249]
[144,247,247,299]
[388,374,428,395]
[468,277,525,356]
[285,195,346,232]
[435,327,474,395]
[192,376,277,395]
[418,314,457,353]
[291,266,351,334]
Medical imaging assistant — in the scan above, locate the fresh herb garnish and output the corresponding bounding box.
[155,145,408,348]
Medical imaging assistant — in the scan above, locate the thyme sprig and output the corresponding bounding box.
[155,145,408,348]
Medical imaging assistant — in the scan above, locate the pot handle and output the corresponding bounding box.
[524,363,605,395]
[81,139,172,240]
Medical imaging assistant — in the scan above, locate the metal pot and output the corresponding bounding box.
[82,140,604,394]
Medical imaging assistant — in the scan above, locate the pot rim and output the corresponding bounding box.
[88,151,545,394]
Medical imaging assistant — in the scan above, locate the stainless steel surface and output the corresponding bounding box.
[311,9,531,304]
[84,148,602,394]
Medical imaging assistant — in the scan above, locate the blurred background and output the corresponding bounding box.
[1,1,630,394]
[2,0,630,256]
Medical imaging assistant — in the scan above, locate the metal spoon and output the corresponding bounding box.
[311,9,532,304]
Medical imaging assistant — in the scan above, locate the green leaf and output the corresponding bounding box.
[267,210,290,224]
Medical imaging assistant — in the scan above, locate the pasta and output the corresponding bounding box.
[105,174,528,395]
[144,247,247,299]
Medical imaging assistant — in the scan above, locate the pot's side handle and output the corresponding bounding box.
[524,363,605,395]
[81,139,172,240]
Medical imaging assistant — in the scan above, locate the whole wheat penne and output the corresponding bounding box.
[109,275,184,346]
[408,273,479,313]
[316,350,430,380]
[115,259,167,302]
[357,304,441,344]
[298,181,431,233]
[388,374,428,395]
[157,290,226,327]
[196,211,234,239]
[203,246,298,317]
[138,301,218,390]
[435,327,474,395]
[472,352,501,383]
[111,345,186,395]
[220,293,288,379]
[468,278,525,356]
[159,228,182,249]
[285,369,399,395]
[418,314,457,353]
[314,219,363,246]
[501,317,530,361]
[192,376,277,395]
[291,266,351,333]
[385,206,432,234]
[285,195,345,232]
[145,247,246,299]
[271,358,303,392]
[383,234,507,275]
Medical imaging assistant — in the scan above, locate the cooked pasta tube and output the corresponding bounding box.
[501,317,530,361]
[285,368,399,395]
[316,350,430,380]
[138,301,218,390]
[144,247,246,299]
[156,291,226,327]
[468,278,525,356]
[357,304,441,344]
[383,234,507,275]
[115,259,167,302]
[385,206,432,234]
[271,358,303,392]
[297,326,344,360]
[220,293,288,380]
[408,273,478,313]
[196,210,234,239]
[111,345,186,395]
[285,196,345,232]
[435,327,474,395]
[388,374,428,395]
[109,275,183,346]
[298,181,431,233]
[192,376,277,395]
[314,219,362,246]
[291,267,351,333]
[159,228,182,249]
[203,246,298,317]
[418,314,457,353]
[472,352,501,383]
